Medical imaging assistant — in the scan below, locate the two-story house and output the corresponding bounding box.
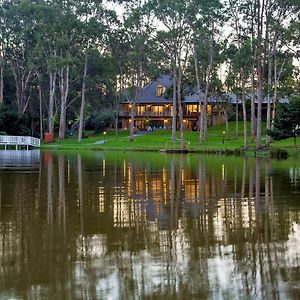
[119,74,231,131]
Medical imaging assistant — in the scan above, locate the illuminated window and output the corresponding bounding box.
[186,105,199,114]
[156,85,165,97]
[137,105,145,115]
[207,105,212,115]
[151,106,164,115]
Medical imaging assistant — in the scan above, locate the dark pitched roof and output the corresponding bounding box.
[184,92,242,104]
[245,93,290,104]
[121,74,173,104]
[120,75,290,105]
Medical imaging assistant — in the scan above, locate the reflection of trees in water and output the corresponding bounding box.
[47,151,53,224]
[0,153,299,298]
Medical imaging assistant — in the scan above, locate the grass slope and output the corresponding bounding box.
[41,121,299,157]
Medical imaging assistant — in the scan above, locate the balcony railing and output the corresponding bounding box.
[119,111,172,117]
[184,111,199,117]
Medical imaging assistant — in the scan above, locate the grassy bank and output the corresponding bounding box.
[41,122,299,157]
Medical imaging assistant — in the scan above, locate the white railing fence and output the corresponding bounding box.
[0,135,40,148]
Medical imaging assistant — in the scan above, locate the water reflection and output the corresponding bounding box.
[0,152,299,299]
[0,150,40,170]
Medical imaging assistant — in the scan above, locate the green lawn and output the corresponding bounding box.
[41,121,299,157]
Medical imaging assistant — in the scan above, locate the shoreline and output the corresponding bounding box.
[40,144,297,159]
[19,123,300,158]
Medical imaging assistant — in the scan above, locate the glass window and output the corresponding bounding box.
[137,106,145,115]
[156,85,165,97]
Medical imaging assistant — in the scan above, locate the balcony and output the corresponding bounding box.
[184,111,200,118]
[119,110,172,117]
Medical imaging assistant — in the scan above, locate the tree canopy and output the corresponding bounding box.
[0,0,299,145]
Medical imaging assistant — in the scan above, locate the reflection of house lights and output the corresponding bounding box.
[222,164,225,181]
[99,187,105,212]
[163,168,167,203]
[67,159,70,183]
[103,159,106,177]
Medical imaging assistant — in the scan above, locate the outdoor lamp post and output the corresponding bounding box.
[222,131,226,144]
[103,131,106,143]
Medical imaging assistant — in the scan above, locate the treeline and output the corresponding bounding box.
[0,0,299,148]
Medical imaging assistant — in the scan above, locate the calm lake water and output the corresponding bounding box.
[0,150,299,299]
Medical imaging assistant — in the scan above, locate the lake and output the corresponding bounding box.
[0,150,299,299]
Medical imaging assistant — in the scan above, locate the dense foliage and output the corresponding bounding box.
[0,0,299,146]
[268,95,300,144]
[0,105,31,135]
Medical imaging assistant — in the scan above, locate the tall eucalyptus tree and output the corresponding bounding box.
[150,0,193,150]
[1,0,39,113]
[122,1,155,142]
[191,0,224,144]
[76,1,108,142]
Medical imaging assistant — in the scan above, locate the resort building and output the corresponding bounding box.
[119,74,289,131]
[119,75,232,131]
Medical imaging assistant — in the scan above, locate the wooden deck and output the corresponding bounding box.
[0,135,40,149]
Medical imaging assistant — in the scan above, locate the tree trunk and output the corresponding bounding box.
[48,73,56,134]
[11,64,33,114]
[115,75,122,140]
[241,68,247,149]
[78,52,88,142]
[203,27,214,142]
[58,65,69,141]
[37,76,43,140]
[177,65,184,151]
[203,65,211,142]
[194,47,203,144]
[115,96,120,140]
[129,101,135,141]
[0,52,3,105]
[272,61,277,130]
[256,0,265,150]
[172,63,177,142]
[250,3,256,144]
[224,107,229,139]
[251,66,256,142]
[235,96,239,140]
[266,49,273,145]
[256,60,263,150]
[272,60,284,129]
[130,71,141,142]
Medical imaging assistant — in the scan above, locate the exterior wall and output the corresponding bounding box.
[119,103,231,131]
[120,118,128,129]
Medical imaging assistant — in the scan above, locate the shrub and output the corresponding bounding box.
[0,105,31,136]
[85,110,115,133]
